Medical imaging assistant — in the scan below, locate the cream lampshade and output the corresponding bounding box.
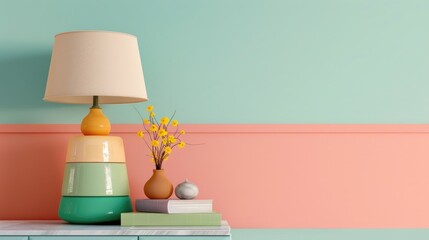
[44,31,147,104]
[45,30,147,135]
[44,31,147,224]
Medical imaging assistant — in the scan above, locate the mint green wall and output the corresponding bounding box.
[1,0,429,124]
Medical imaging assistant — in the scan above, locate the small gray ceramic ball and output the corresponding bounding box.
[175,179,199,199]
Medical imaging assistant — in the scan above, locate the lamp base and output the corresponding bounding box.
[59,135,132,224]
[81,107,111,135]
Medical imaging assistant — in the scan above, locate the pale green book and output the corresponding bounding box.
[121,212,222,226]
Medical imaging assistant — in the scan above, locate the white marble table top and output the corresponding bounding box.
[0,220,231,236]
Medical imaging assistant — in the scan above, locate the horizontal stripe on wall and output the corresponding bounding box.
[4,124,429,133]
[1,124,429,228]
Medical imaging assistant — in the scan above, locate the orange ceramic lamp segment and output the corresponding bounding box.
[81,107,111,135]
[66,136,126,163]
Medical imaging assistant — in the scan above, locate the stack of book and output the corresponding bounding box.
[121,199,222,226]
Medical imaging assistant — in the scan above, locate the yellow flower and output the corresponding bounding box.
[180,130,186,135]
[172,120,179,127]
[160,117,170,125]
[151,158,155,163]
[147,105,154,112]
[165,146,172,154]
[162,138,168,145]
[163,157,169,161]
[158,128,168,137]
[168,135,177,143]
[143,119,149,124]
[150,112,156,117]
[178,141,186,149]
[151,140,159,147]
[136,130,144,138]
[150,124,158,132]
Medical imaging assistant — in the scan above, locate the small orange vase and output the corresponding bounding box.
[144,169,173,199]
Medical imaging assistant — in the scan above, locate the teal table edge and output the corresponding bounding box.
[231,229,429,240]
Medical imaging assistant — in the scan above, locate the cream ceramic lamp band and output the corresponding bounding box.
[66,136,126,163]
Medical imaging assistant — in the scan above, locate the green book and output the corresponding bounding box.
[121,212,222,226]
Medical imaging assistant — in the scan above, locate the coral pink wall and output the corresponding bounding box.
[2,124,429,228]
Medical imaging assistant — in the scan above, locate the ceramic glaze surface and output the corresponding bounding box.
[62,163,129,196]
[80,108,112,136]
[66,136,125,163]
[175,179,199,200]
[144,170,173,199]
[58,196,132,224]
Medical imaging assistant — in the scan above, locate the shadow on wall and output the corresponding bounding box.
[0,131,69,219]
[0,53,78,122]
[0,53,50,107]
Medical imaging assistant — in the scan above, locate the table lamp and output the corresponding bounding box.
[44,31,147,224]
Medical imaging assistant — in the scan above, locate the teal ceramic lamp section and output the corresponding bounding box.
[59,196,132,224]
[62,163,129,196]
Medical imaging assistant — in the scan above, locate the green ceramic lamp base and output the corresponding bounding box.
[59,196,132,224]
